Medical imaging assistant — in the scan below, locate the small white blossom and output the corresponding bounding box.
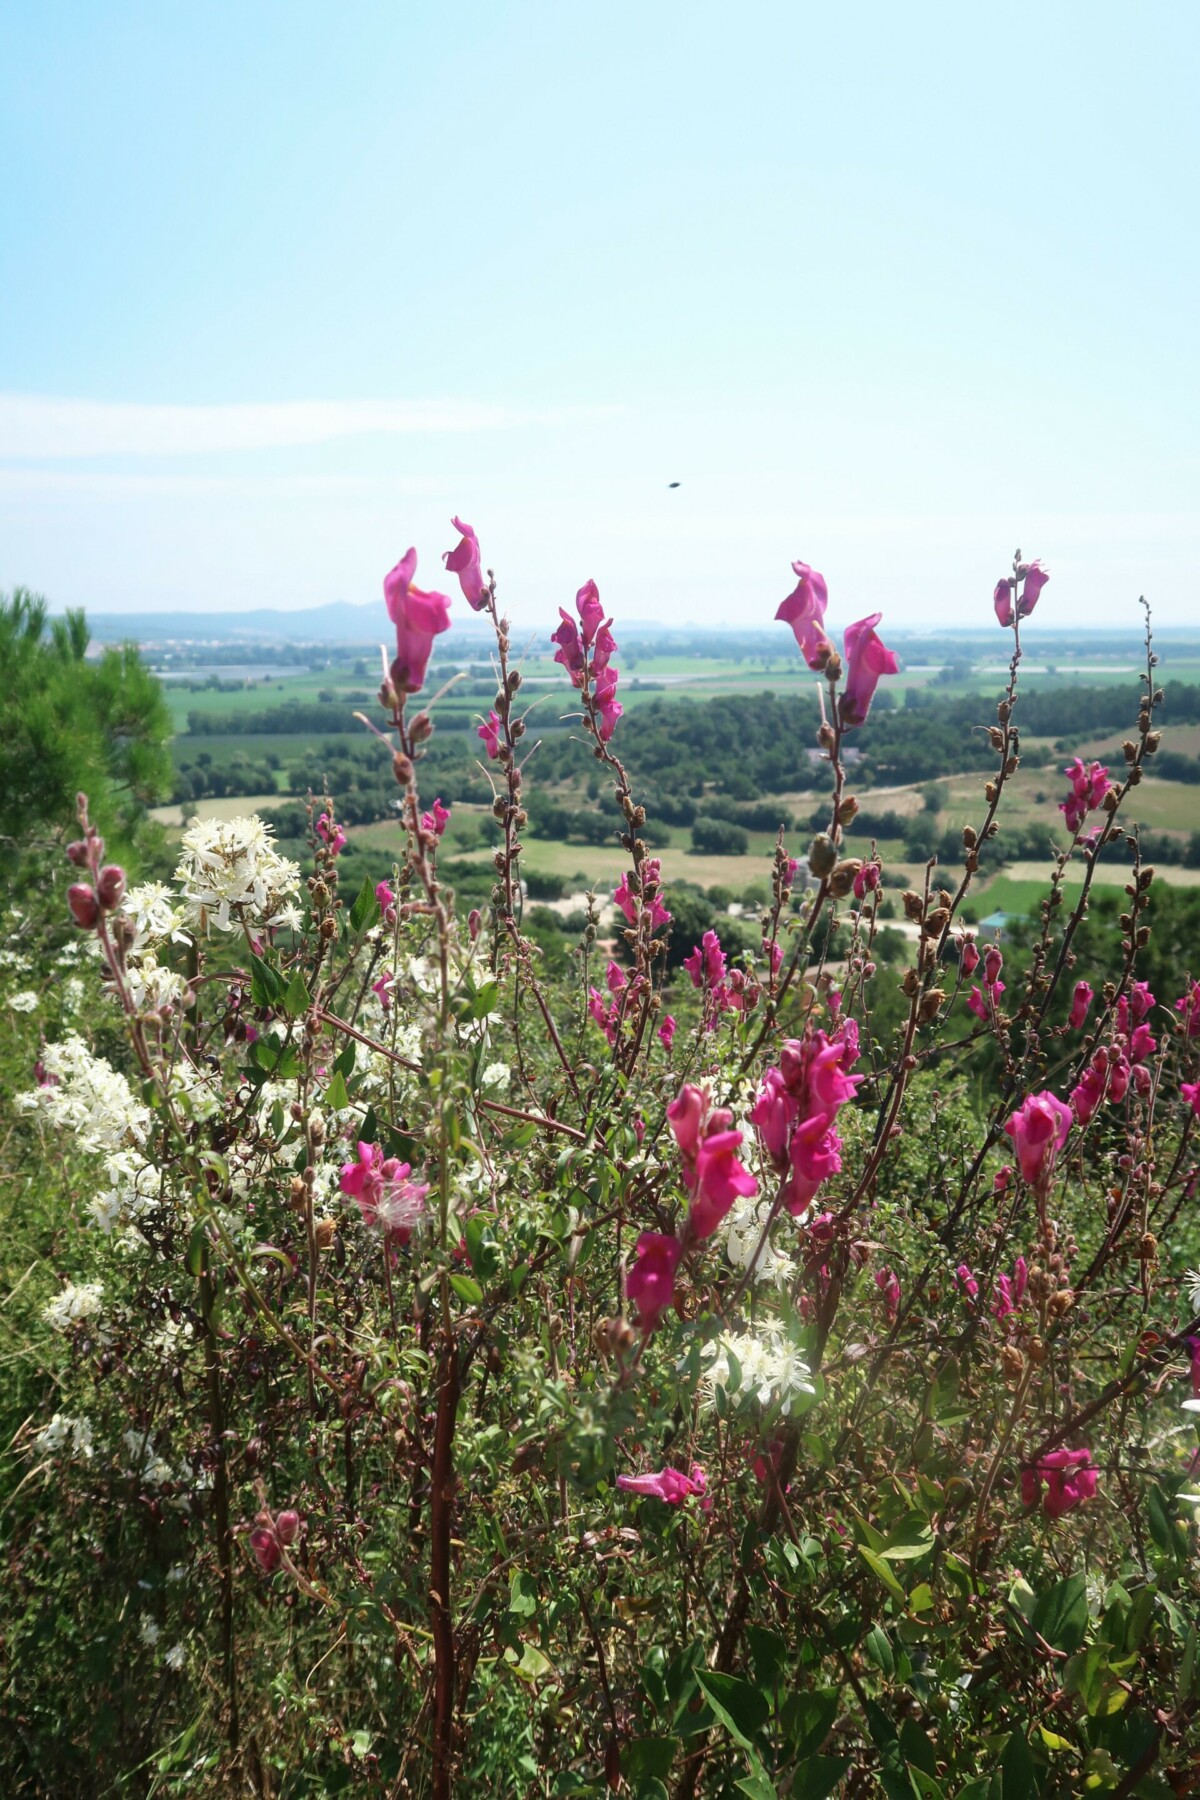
[164,1643,187,1672]
[7,989,39,1012]
[21,1034,150,1155]
[139,1616,161,1647]
[1186,1269,1200,1313]
[723,1193,796,1289]
[35,1412,94,1459]
[121,881,190,953]
[481,1061,511,1092]
[175,815,301,934]
[700,1321,815,1416]
[43,1280,105,1333]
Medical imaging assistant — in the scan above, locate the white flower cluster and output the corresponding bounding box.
[121,881,191,955]
[723,1192,796,1288]
[7,989,39,1012]
[701,1319,815,1416]
[20,1034,149,1156]
[35,1412,94,1459]
[175,815,302,934]
[43,1280,105,1333]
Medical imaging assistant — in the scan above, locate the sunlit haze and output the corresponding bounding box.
[2,2,1197,630]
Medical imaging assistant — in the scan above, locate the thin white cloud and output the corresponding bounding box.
[0,394,612,459]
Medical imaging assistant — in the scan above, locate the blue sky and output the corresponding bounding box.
[1,1,1196,631]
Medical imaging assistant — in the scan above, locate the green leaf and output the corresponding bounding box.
[865,1624,894,1673]
[184,1221,208,1278]
[1147,1485,1189,1559]
[249,952,285,1008]
[909,1583,935,1614]
[463,979,499,1020]
[791,1755,851,1800]
[1000,1728,1036,1798]
[449,1273,483,1306]
[693,1670,769,1752]
[857,1544,906,1604]
[283,966,311,1019]
[1037,1723,1074,1754]
[734,1760,777,1800]
[900,1717,938,1778]
[348,874,378,935]
[621,1737,679,1782]
[1031,1572,1088,1654]
[508,1571,537,1617]
[879,1515,935,1561]
[323,1070,350,1112]
[785,1689,838,1761]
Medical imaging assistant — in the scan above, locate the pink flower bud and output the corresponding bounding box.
[467,908,482,941]
[67,883,100,929]
[66,839,90,867]
[274,1508,300,1545]
[96,864,126,909]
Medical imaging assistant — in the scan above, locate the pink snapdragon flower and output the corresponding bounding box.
[249,1506,301,1573]
[1021,1447,1097,1519]
[956,1263,980,1301]
[375,880,396,925]
[1176,980,1200,1039]
[874,1266,901,1321]
[684,929,727,991]
[776,560,832,669]
[1068,980,1094,1030]
[1181,1080,1200,1117]
[995,561,1050,627]
[750,1022,861,1218]
[442,516,487,609]
[613,862,671,932]
[992,1256,1028,1321]
[384,549,452,694]
[315,814,346,855]
[626,1231,682,1333]
[617,1463,708,1506]
[960,937,980,976]
[668,1083,757,1238]
[477,710,502,759]
[421,798,450,838]
[968,981,1005,1022]
[372,970,393,1013]
[853,858,882,902]
[1060,758,1113,834]
[593,666,623,741]
[340,1142,428,1244]
[1004,1091,1072,1198]
[658,1013,676,1051]
[840,614,899,728]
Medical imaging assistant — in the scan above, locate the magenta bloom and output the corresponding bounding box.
[593,666,623,742]
[776,560,832,670]
[1175,980,1200,1039]
[249,1507,302,1573]
[956,1263,980,1302]
[839,613,899,728]
[477,710,502,759]
[960,938,980,976]
[616,1463,707,1506]
[575,579,605,646]
[384,549,452,694]
[67,883,100,929]
[626,1231,682,1332]
[375,879,396,916]
[852,859,881,901]
[992,1256,1028,1321]
[1068,980,1094,1030]
[316,812,346,856]
[684,929,727,990]
[442,516,487,609]
[1182,1080,1200,1117]
[1021,1447,1097,1519]
[993,578,1015,628]
[874,1266,900,1320]
[1060,758,1113,834]
[421,798,450,838]
[1004,1091,1073,1198]
[668,1084,757,1239]
[785,1113,843,1217]
[1019,560,1049,617]
[658,1013,676,1051]
[551,609,585,685]
[340,1142,427,1243]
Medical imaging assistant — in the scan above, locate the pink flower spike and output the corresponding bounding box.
[657,1013,677,1051]
[384,549,452,694]
[477,710,503,759]
[993,578,1015,628]
[874,1266,900,1321]
[839,614,899,728]
[1181,1080,1200,1118]
[1022,1447,1097,1519]
[551,610,586,686]
[593,666,623,742]
[1068,980,1094,1030]
[626,1232,682,1333]
[442,516,487,609]
[776,560,832,670]
[1004,1091,1073,1199]
[1019,560,1049,618]
[575,579,605,647]
[616,1464,707,1506]
[1175,980,1200,1039]
[421,798,450,838]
